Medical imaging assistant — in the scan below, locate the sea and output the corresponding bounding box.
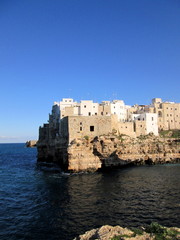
[0,143,180,240]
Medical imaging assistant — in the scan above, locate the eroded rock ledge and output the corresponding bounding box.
[37,134,180,172]
[73,224,180,240]
[26,140,37,147]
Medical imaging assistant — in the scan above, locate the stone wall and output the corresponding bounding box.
[134,120,146,136]
[67,115,115,143]
[157,102,180,130]
[98,104,111,116]
[118,121,135,137]
[59,116,69,138]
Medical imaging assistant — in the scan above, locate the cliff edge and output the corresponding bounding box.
[73,224,180,240]
[26,140,37,147]
[37,134,180,172]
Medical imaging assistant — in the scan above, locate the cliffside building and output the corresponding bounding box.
[39,98,180,146]
[38,97,180,172]
[129,98,180,131]
[53,98,130,121]
[151,98,180,130]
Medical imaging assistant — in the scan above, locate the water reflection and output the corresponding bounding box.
[7,165,180,240]
[57,165,180,238]
[0,144,179,240]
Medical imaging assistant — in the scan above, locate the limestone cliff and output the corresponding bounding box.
[26,140,37,147]
[37,134,180,172]
[73,224,180,240]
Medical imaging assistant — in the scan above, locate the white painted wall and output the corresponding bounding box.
[132,113,158,135]
[58,98,77,118]
[79,100,98,116]
[54,98,129,122]
[110,100,127,121]
[60,98,77,110]
[145,113,158,136]
[73,106,80,115]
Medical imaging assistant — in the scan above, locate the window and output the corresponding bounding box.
[152,117,154,121]
[170,114,172,116]
[84,105,86,108]
[101,112,103,115]
[167,114,169,117]
[93,106,95,108]
[90,126,94,132]
[80,127,82,131]
[88,112,91,116]
[95,113,97,115]
[80,122,82,125]
[158,111,162,117]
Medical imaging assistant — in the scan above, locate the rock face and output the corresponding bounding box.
[74,225,135,240]
[73,224,180,240]
[26,140,37,147]
[37,134,180,172]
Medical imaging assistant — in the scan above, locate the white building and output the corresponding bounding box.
[132,113,158,135]
[79,100,99,116]
[53,98,131,122]
[47,98,159,138]
[110,100,128,121]
[54,98,77,118]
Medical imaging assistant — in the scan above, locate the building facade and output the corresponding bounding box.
[128,98,180,131]
[39,97,180,145]
[152,98,180,130]
[39,97,180,146]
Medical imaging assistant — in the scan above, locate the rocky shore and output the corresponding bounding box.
[37,134,180,172]
[26,140,37,147]
[74,224,180,240]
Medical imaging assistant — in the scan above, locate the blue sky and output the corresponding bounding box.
[0,0,180,143]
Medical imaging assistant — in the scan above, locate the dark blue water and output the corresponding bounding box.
[0,144,180,240]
